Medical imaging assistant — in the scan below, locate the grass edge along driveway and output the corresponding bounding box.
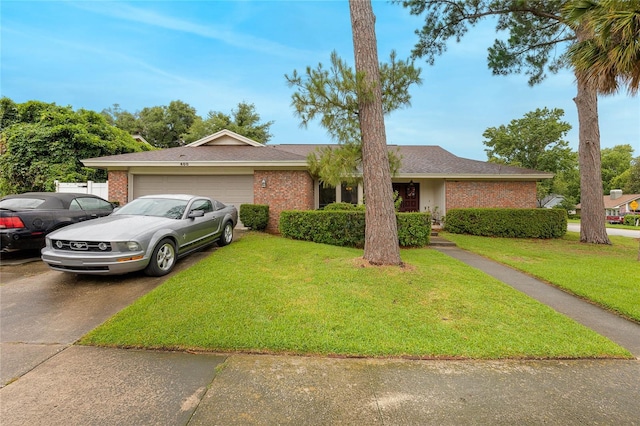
[81,233,631,360]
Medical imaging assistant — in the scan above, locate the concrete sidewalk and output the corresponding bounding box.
[1,347,638,425]
[1,243,639,425]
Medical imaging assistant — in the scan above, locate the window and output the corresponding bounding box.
[341,184,357,205]
[319,182,336,208]
[74,197,114,211]
[190,199,213,213]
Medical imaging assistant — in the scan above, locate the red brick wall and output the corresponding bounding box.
[107,171,128,206]
[446,181,538,210]
[253,170,314,232]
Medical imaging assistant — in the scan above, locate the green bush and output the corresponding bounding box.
[239,204,269,231]
[445,208,567,238]
[623,215,640,226]
[397,213,432,247]
[322,202,365,211]
[279,210,431,248]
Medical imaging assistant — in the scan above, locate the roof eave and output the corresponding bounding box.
[82,160,308,168]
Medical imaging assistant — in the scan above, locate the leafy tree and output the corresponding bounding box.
[553,164,581,205]
[349,0,403,265]
[287,50,421,146]
[287,50,418,191]
[100,104,141,135]
[138,100,197,148]
[0,99,150,195]
[399,0,621,244]
[611,156,640,194]
[183,102,274,144]
[0,97,20,131]
[482,107,576,203]
[600,144,634,194]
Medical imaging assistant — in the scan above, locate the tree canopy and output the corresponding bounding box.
[482,107,576,204]
[183,102,273,144]
[286,50,420,187]
[601,144,635,193]
[399,0,635,244]
[0,98,151,196]
[102,100,273,147]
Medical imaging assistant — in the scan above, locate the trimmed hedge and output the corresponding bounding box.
[623,214,640,226]
[239,204,269,231]
[279,210,431,248]
[323,202,365,211]
[445,208,567,238]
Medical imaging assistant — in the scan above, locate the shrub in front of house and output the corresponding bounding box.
[279,210,431,248]
[322,202,365,211]
[239,204,269,231]
[445,208,567,238]
[397,213,432,247]
[623,214,640,226]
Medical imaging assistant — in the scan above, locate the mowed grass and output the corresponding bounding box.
[442,232,640,322]
[81,233,630,359]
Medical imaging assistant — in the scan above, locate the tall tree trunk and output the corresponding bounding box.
[574,77,611,244]
[574,26,611,245]
[349,0,402,265]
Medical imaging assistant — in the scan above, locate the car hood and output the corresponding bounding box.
[47,215,176,241]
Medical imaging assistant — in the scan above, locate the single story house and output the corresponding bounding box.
[83,130,553,231]
[603,190,640,217]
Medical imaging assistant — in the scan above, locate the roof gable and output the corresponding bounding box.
[186,129,263,147]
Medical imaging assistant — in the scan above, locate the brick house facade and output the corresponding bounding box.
[445,181,537,209]
[85,130,552,233]
[253,170,315,231]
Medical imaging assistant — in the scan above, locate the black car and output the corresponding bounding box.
[0,192,115,252]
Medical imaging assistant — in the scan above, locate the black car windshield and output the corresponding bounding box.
[0,198,46,210]
[114,198,188,219]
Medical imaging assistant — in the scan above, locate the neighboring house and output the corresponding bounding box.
[540,194,565,209]
[604,190,640,217]
[576,190,640,218]
[82,130,553,231]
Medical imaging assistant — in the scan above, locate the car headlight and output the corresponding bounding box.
[126,241,142,251]
[115,241,142,252]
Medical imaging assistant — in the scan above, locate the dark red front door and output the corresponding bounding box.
[392,182,419,212]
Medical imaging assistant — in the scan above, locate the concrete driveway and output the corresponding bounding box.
[0,246,218,387]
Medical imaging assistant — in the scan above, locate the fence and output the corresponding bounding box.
[55,181,109,199]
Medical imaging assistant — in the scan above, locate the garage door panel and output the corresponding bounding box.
[132,175,253,223]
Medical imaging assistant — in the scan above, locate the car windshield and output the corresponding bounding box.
[0,198,46,210]
[114,198,188,219]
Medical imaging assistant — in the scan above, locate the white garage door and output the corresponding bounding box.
[132,175,254,219]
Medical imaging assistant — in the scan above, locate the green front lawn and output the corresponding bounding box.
[81,233,630,359]
[442,232,640,322]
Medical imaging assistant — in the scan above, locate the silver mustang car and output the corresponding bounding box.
[41,194,238,276]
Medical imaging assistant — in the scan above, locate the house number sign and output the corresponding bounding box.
[180,162,189,166]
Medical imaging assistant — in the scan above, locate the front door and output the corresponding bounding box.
[392,182,419,212]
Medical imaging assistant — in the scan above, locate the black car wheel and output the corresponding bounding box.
[218,222,233,247]
[145,238,176,276]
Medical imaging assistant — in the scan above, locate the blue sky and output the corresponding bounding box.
[2,0,638,160]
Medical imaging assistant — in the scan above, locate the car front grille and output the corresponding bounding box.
[51,240,112,252]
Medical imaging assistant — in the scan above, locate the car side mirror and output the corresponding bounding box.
[188,210,205,219]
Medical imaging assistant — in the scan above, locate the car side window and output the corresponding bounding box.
[190,199,213,214]
[69,199,82,211]
[213,200,225,211]
[74,197,114,211]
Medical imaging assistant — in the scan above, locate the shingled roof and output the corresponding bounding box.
[272,144,550,178]
[83,141,552,179]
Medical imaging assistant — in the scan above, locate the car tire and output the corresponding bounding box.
[144,238,176,276]
[218,221,233,247]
